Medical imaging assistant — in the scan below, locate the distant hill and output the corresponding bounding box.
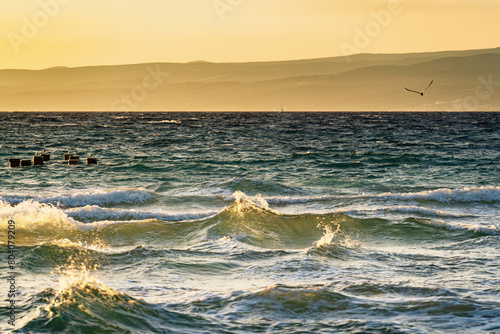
[1,47,500,111]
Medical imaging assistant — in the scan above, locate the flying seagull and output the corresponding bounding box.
[405,80,433,96]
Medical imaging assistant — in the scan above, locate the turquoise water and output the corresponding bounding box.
[1,112,499,333]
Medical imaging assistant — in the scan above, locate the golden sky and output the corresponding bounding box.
[1,0,499,69]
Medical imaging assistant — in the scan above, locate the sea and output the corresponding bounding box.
[1,112,499,334]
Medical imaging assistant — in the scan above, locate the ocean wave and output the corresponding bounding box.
[175,186,500,208]
[1,197,216,247]
[229,191,281,215]
[413,218,500,235]
[265,186,500,204]
[222,191,476,219]
[0,200,216,247]
[377,186,500,204]
[2,191,497,251]
[206,192,323,249]
[0,200,100,247]
[0,200,85,230]
[0,188,155,207]
[18,278,209,334]
[65,205,217,223]
[210,192,500,250]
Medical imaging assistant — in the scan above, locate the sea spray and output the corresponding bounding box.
[308,221,361,260]
[315,224,340,248]
[230,191,279,215]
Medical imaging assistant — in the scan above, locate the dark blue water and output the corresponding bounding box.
[1,112,499,333]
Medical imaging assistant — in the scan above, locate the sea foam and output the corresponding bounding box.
[0,188,155,208]
[265,186,500,204]
[65,205,217,222]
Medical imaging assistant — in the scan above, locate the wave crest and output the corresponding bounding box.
[0,188,155,208]
[21,278,206,333]
[228,191,279,215]
[266,186,500,205]
[66,205,216,223]
[0,200,84,244]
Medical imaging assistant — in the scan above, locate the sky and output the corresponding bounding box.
[1,0,499,69]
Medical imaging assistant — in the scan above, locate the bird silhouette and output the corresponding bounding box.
[405,80,433,96]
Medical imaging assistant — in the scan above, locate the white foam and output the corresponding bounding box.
[416,219,499,235]
[264,186,500,205]
[147,120,181,124]
[0,188,155,208]
[377,186,500,203]
[228,191,281,215]
[65,205,217,222]
[0,200,88,232]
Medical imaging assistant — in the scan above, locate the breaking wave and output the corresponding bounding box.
[0,188,155,208]
[265,186,500,204]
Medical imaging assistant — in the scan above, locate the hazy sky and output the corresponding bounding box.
[1,0,499,69]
